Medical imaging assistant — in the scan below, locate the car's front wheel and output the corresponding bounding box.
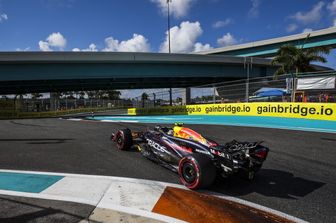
[178,154,216,190]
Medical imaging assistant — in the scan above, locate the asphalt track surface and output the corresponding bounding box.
[0,194,94,223]
[0,118,335,223]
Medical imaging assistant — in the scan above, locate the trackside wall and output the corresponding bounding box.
[127,103,336,121]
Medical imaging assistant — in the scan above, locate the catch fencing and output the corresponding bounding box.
[0,98,131,113]
[133,71,336,108]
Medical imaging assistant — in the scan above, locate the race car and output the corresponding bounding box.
[111,123,269,190]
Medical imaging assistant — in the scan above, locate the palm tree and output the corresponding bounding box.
[106,90,121,100]
[141,92,149,108]
[271,44,330,78]
[86,91,95,99]
[78,91,86,99]
[271,43,330,101]
[141,92,149,101]
[96,90,106,99]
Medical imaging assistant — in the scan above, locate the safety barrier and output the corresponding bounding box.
[128,103,336,121]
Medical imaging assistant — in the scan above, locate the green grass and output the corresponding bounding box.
[0,107,124,119]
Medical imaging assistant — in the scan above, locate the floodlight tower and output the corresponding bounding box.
[167,0,173,106]
[167,0,172,54]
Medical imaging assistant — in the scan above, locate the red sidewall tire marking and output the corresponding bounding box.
[116,131,125,150]
[178,157,200,189]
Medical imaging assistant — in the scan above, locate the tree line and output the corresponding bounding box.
[13,90,122,100]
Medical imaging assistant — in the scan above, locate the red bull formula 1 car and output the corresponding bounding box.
[111,123,269,190]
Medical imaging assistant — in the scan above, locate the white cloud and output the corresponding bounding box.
[286,23,298,33]
[302,28,313,33]
[39,32,67,51]
[160,21,210,53]
[150,0,195,18]
[193,42,212,52]
[83,43,98,52]
[103,37,119,52]
[72,35,150,53]
[39,41,52,51]
[291,1,325,24]
[333,19,336,26]
[72,43,98,52]
[248,0,261,18]
[213,18,232,28]
[0,13,8,22]
[217,33,238,47]
[16,47,31,51]
[103,34,150,52]
[47,32,67,48]
[327,0,336,15]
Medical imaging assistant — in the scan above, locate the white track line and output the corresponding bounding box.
[65,118,82,121]
[100,120,139,123]
[0,169,306,223]
[0,169,185,223]
[65,117,336,134]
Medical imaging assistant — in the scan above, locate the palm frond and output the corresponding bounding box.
[306,55,327,63]
[305,46,331,55]
[273,66,287,80]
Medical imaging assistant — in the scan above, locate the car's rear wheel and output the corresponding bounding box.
[115,129,132,150]
[178,154,216,190]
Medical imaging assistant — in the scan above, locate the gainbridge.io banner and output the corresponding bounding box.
[128,103,336,121]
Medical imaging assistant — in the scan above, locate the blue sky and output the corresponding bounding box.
[0,0,335,98]
[0,0,335,53]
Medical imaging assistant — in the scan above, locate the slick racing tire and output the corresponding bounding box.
[115,129,133,150]
[178,154,216,190]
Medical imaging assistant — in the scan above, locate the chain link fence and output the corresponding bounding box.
[1,71,335,112]
[0,98,132,113]
[133,71,336,108]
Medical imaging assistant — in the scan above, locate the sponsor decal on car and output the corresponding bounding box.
[146,139,168,153]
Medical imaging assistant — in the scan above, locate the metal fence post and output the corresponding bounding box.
[213,85,216,104]
[244,57,248,102]
[291,73,295,102]
[245,57,253,103]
